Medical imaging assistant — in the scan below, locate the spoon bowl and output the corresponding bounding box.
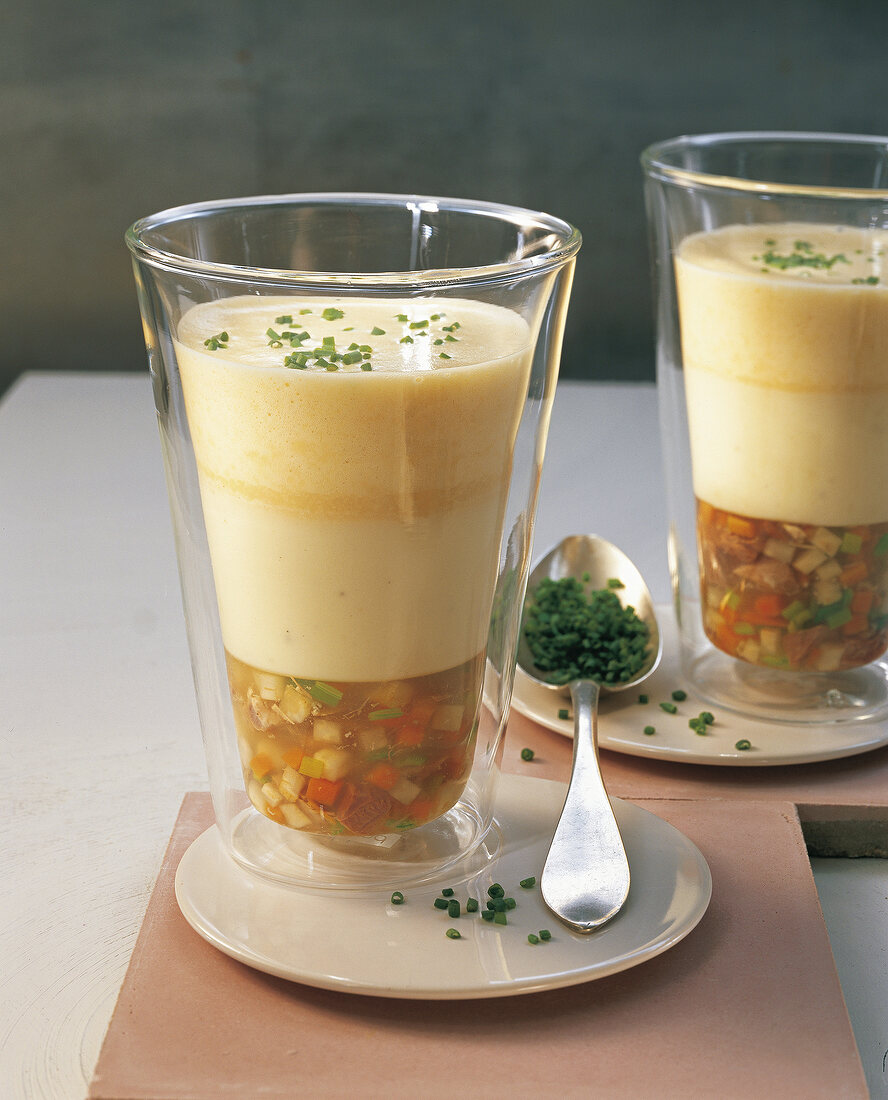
[518,534,662,932]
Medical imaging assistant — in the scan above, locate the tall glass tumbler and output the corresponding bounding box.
[127,194,580,887]
[643,133,888,725]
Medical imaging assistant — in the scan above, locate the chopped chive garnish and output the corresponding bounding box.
[360,362,373,371]
[343,326,354,331]
[400,336,414,344]
[519,876,536,889]
[322,335,335,347]
[638,694,648,704]
[434,897,449,910]
[493,911,507,926]
[409,320,429,330]
[520,747,534,761]
[606,577,624,589]
[659,701,678,714]
[299,308,312,315]
[396,313,408,322]
[466,897,479,913]
[671,689,687,701]
[430,313,441,320]
[203,331,229,351]
[539,929,551,941]
[528,933,540,945]
[481,910,494,921]
[439,352,452,359]
[488,883,504,899]
[700,711,715,725]
[445,928,461,939]
[321,307,344,321]
[558,708,569,720]
[441,887,454,897]
[275,315,293,325]
[433,338,444,345]
[291,678,343,706]
[445,334,459,342]
[390,891,404,905]
[341,351,363,365]
[447,899,460,918]
[735,739,752,751]
[371,326,386,335]
[369,708,403,720]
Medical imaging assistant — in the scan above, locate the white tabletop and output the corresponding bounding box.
[1,373,886,1098]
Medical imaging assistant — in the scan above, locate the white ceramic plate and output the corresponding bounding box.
[511,607,888,766]
[175,773,711,999]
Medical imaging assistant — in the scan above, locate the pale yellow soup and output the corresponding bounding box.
[176,296,531,681]
[676,222,888,526]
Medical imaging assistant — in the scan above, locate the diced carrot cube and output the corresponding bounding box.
[726,514,757,539]
[282,748,304,769]
[842,615,869,637]
[407,797,434,824]
[305,777,343,806]
[753,593,786,618]
[366,763,400,790]
[395,724,425,747]
[250,753,275,779]
[851,589,875,616]
[840,561,869,587]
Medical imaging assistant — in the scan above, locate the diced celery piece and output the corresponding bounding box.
[810,527,842,557]
[826,607,853,630]
[298,755,325,779]
[840,531,863,555]
[734,622,756,635]
[761,654,791,669]
[782,600,806,621]
[875,533,888,557]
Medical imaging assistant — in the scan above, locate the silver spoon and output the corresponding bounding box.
[517,534,662,933]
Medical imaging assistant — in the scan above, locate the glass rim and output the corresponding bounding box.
[641,130,888,200]
[125,191,582,289]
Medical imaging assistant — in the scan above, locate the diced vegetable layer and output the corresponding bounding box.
[227,651,482,835]
[696,499,888,672]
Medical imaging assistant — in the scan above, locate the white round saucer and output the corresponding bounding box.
[175,773,711,999]
[511,608,888,766]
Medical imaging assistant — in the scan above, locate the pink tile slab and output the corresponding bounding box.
[89,792,866,1099]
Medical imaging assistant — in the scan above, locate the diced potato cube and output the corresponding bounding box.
[759,628,782,656]
[810,527,842,557]
[357,725,388,752]
[815,558,843,581]
[280,802,312,829]
[793,547,827,575]
[813,577,843,607]
[313,718,343,744]
[762,538,795,565]
[816,643,845,672]
[279,766,307,801]
[431,704,464,732]
[247,779,267,811]
[389,776,422,806]
[277,683,313,724]
[255,671,287,701]
[706,585,725,610]
[313,747,351,782]
[782,523,807,541]
[261,781,284,808]
[369,680,415,709]
[736,639,760,664]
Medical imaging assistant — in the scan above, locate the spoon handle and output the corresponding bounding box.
[540,679,631,932]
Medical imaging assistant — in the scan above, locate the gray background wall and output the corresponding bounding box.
[3,0,887,397]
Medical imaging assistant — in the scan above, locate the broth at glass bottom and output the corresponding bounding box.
[227,652,482,836]
[697,500,888,672]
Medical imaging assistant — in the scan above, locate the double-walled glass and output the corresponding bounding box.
[127,194,579,887]
[644,133,888,725]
